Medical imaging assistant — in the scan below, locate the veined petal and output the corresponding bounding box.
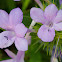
[15,23,28,37]
[15,37,28,51]
[37,25,55,42]
[30,7,46,24]
[44,4,58,21]
[54,10,62,23]
[0,10,9,29]
[0,31,15,48]
[9,8,23,27]
[53,22,62,31]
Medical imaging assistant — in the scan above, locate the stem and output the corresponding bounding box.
[25,20,36,39]
[29,20,36,29]
[35,0,44,10]
[54,37,59,57]
[44,0,52,4]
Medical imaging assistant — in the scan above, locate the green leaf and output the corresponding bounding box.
[29,51,42,62]
[22,0,31,11]
[22,10,32,28]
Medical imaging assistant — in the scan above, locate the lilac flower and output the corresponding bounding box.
[0,49,24,62]
[0,8,28,51]
[30,4,62,42]
[59,0,62,5]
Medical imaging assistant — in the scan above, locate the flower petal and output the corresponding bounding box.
[15,51,24,62]
[59,0,62,5]
[15,23,28,37]
[15,37,28,51]
[0,59,13,62]
[44,4,58,21]
[0,31,15,48]
[9,8,23,27]
[53,22,62,31]
[0,10,9,29]
[54,10,62,23]
[30,7,46,24]
[37,25,55,42]
[5,49,16,59]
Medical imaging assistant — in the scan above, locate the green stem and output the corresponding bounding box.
[54,37,59,57]
[44,0,52,4]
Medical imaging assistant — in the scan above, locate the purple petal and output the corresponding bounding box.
[9,8,23,27]
[44,4,58,21]
[0,10,9,29]
[54,10,62,23]
[19,53,24,62]
[30,7,46,24]
[0,59,13,62]
[5,49,16,59]
[59,0,62,5]
[0,31,15,48]
[53,22,62,31]
[15,37,28,51]
[37,25,55,42]
[14,23,28,37]
[16,51,24,62]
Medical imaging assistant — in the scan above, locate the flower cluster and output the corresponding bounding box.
[0,2,62,62]
[0,8,28,51]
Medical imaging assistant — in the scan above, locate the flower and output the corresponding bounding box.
[59,0,62,5]
[51,56,58,62]
[0,8,28,51]
[30,4,62,42]
[0,49,24,62]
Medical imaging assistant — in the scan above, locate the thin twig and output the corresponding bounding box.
[35,0,44,10]
[54,37,59,57]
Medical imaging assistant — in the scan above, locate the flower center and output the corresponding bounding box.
[4,36,8,40]
[46,21,53,28]
[49,22,53,27]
